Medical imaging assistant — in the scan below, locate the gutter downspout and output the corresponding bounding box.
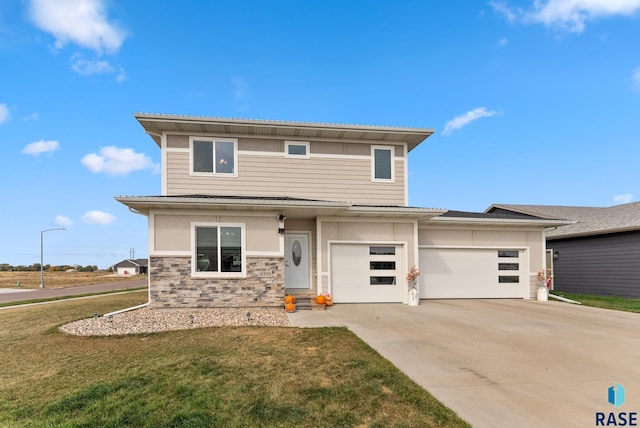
[549,294,581,305]
[103,302,149,318]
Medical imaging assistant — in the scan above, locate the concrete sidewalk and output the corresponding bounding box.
[0,279,148,304]
[288,300,640,427]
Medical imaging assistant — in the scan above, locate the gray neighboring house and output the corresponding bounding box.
[487,202,640,298]
[111,259,149,275]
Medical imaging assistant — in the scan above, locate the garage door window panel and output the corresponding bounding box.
[499,276,520,283]
[371,276,396,285]
[499,263,519,271]
[370,261,396,270]
[370,246,395,255]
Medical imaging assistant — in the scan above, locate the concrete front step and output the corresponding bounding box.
[285,294,330,311]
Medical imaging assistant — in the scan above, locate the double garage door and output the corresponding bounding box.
[418,248,525,299]
[331,243,403,303]
[331,244,526,302]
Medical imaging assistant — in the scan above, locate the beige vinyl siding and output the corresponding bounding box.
[312,142,404,157]
[238,138,281,152]
[167,135,189,149]
[166,151,406,205]
[153,212,280,253]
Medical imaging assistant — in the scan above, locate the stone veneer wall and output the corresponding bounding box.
[149,256,285,308]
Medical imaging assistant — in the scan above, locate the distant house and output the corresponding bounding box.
[487,203,640,298]
[111,259,148,275]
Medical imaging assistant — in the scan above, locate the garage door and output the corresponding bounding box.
[331,244,403,303]
[419,248,525,298]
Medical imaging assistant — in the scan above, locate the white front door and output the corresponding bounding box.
[285,233,310,289]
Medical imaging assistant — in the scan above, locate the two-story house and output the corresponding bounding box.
[116,114,570,308]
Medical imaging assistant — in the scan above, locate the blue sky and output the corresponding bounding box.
[1,0,639,268]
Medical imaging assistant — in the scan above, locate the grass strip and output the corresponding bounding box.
[552,292,640,313]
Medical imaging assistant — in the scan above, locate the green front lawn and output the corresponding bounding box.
[551,291,640,313]
[0,291,468,427]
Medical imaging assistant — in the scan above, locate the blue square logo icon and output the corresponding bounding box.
[608,384,625,407]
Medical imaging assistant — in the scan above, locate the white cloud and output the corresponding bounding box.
[491,1,518,23]
[492,0,640,32]
[81,146,158,176]
[231,77,249,99]
[69,54,126,81]
[498,37,509,47]
[633,66,640,88]
[28,0,126,53]
[82,210,116,225]
[22,111,39,122]
[0,103,11,123]
[442,107,499,136]
[55,215,74,227]
[532,0,640,32]
[115,67,126,83]
[71,56,114,76]
[22,139,60,155]
[613,193,634,204]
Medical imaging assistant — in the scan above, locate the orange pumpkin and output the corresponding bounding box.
[285,295,295,304]
[285,303,295,312]
[315,295,326,304]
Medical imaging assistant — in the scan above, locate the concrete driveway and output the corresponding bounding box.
[288,300,640,427]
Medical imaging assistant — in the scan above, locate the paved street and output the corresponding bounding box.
[0,278,147,304]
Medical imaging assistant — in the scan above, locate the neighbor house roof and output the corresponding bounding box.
[133,113,435,152]
[112,258,148,269]
[486,202,640,239]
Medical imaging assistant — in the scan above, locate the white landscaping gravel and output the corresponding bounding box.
[59,307,292,336]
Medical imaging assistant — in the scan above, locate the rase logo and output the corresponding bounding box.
[610,384,626,408]
[596,384,637,426]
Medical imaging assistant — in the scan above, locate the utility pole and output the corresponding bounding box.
[40,228,65,288]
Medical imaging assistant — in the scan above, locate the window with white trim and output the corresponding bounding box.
[371,146,394,182]
[191,138,237,175]
[193,223,245,276]
[285,141,310,158]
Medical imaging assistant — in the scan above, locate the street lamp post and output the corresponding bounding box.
[40,228,65,289]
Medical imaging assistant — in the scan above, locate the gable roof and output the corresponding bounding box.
[112,258,148,269]
[133,113,435,152]
[486,202,640,239]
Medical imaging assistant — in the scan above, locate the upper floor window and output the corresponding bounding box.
[371,146,395,182]
[285,141,310,158]
[191,138,237,175]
